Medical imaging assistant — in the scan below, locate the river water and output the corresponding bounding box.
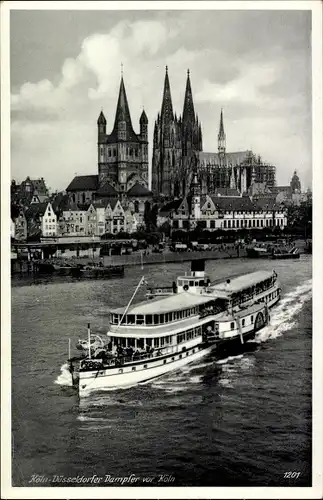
[11,256,312,487]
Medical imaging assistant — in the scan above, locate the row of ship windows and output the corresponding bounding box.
[110,307,200,325]
[116,348,199,374]
[113,326,203,349]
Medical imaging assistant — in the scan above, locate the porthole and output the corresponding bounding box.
[118,369,123,374]
[171,357,175,361]
[144,364,148,369]
[132,367,136,371]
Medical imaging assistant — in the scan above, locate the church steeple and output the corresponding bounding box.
[113,75,133,133]
[161,66,174,125]
[182,69,195,124]
[218,108,226,159]
[97,110,106,136]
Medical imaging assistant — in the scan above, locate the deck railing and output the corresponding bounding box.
[146,286,175,298]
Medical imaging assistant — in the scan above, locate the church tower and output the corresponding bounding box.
[218,108,226,167]
[152,68,202,199]
[97,74,149,195]
[152,66,181,197]
[181,70,202,195]
[190,169,201,221]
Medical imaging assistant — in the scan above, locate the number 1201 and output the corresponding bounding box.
[284,471,301,479]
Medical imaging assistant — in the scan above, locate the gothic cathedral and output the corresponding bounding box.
[152,67,203,199]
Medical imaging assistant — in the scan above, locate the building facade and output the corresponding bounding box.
[171,194,287,231]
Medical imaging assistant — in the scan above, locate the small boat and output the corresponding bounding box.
[71,264,125,279]
[271,247,300,260]
[66,260,281,397]
[246,245,271,258]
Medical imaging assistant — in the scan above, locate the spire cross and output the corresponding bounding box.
[121,62,123,77]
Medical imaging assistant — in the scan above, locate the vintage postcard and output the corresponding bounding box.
[1,1,322,499]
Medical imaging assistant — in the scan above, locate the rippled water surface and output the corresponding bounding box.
[11,256,312,486]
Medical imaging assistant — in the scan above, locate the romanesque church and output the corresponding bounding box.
[67,75,150,204]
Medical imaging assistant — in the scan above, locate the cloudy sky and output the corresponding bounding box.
[10,8,312,192]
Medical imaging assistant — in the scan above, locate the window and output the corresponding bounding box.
[146,315,152,325]
[154,314,159,325]
[144,364,148,369]
[132,367,136,371]
[230,322,235,330]
[242,319,245,327]
[171,357,175,361]
[136,315,144,325]
[163,360,167,364]
[118,369,123,374]
[251,315,254,323]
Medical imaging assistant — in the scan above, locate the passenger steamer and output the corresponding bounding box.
[68,261,281,397]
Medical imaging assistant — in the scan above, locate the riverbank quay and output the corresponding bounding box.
[102,247,247,268]
[11,238,308,274]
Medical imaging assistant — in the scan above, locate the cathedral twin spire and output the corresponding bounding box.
[161,66,174,125]
[160,66,199,128]
[182,69,196,125]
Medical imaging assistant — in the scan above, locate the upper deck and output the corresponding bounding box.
[209,270,275,295]
[111,291,214,316]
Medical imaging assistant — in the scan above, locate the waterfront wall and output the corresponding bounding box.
[103,247,246,268]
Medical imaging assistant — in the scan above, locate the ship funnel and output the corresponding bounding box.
[191,259,205,278]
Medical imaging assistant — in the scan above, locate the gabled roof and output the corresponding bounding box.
[66,175,99,191]
[127,183,152,197]
[51,193,69,212]
[96,182,118,197]
[199,151,250,166]
[25,202,49,220]
[210,196,255,212]
[109,199,119,210]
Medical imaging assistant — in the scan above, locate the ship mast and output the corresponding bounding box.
[116,276,146,330]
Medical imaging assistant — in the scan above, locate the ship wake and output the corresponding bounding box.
[54,363,73,387]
